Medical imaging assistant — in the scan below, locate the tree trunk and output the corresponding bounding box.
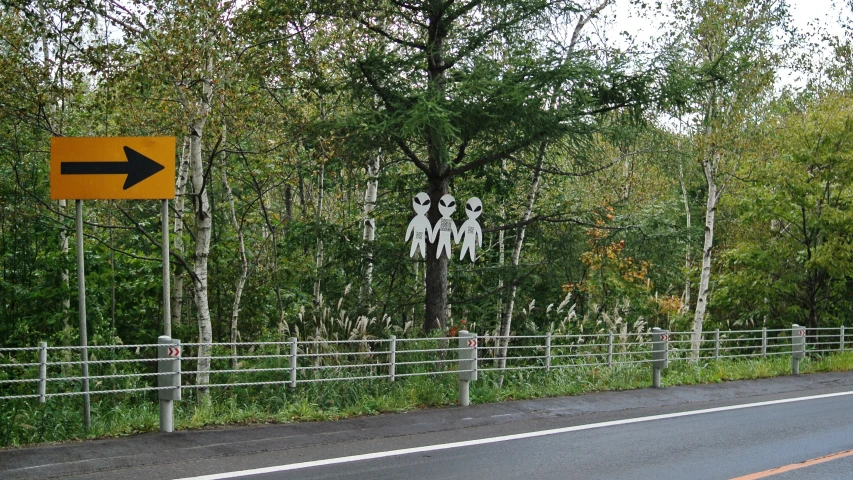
[360,151,380,304]
[496,162,506,347]
[173,138,191,327]
[108,211,115,336]
[189,117,212,395]
[497,143,545,386]
[679,161,692,314]
[221,133,248,371]
[424,176,450,333]
[59,200,70,343]
[313,161,325,315]
[692,158,718,358]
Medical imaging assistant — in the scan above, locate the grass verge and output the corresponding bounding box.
[2,352,851,448]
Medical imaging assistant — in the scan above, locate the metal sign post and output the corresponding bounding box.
[76,200,91,428]
[162,200,171,337]
[50,137,177,431]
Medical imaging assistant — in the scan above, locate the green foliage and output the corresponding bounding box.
[715,93,853,329]
[1,1,852,433]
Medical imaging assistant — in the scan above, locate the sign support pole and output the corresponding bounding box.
[160,200,173,431]
[162,200,171,337]
[76,200,91,428]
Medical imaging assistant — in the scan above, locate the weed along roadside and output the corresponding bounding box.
[1,325,852,447]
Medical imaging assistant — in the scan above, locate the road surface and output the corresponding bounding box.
[2,372,852,479]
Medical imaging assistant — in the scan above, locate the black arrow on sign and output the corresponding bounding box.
[60,146,165,190]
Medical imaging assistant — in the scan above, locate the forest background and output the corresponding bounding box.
[2,0,853,383]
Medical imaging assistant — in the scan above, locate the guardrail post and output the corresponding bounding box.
[38,342,47,403]
[389,335,396,381]
[157,335,181,433]
[714,329,720,360]
[458,330,477,406]
[607,332,613,367]
[841,326,845,353]
[545,333,552,373]
[652,328,669,388]
[792,324,805,375]
[761,327,767,358]
[290,337,298,388]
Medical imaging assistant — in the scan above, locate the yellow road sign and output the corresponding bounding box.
[51,137,176,200]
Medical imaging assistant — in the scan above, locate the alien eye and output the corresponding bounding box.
[448,201,456,207]
[423,199,430,205]
[415,197,422,205]
[466,204,473,211]
[474,206,482,212]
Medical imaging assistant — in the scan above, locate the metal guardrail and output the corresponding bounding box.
[0,325,848,430]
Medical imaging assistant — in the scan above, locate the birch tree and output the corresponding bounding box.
[496,0,613,381]
[671,0,789,357]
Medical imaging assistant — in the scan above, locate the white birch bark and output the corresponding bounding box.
[359,151,380,303]
[692,155,719,358]
[59,201,69,341]
[179,53,214,394]
[497,144,545,386]
[221,124,248,370]
[495,1,609,383]
[679,161,692,314]
[189,115,212,392]
[172,138,190,327]
[41,5,70,341]
[313,161,325,314]
[497,160,506,334]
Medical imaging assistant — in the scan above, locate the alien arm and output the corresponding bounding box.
[453,221,463,243]
[405,220,415,241]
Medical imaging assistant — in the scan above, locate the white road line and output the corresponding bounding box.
[176,390,853,480]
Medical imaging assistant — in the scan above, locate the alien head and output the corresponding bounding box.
[465,197,483,220]
[438,194,456,217]
[412,192,431,215]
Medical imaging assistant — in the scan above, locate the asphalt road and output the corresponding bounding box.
[3,372,853,480]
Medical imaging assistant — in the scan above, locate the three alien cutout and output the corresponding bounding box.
[405,193,483,261]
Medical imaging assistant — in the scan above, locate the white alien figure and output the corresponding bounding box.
[429,194,459,259]
[404,192,432,258]
[457,197,483,262]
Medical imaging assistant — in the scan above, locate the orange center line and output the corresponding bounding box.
[731,448,853,480]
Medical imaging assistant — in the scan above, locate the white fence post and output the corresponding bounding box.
[545,333,552,373]
[157,335,181,433]
[38,342,47,403]
[458,331,477,407]
[761,328,767,358]
[792,324,805,375]
[652,328,669,388]
[841,326,845,353]
[714,330,720,360]
[607,332,614,367]
[389,335,396,381]
[290,337,298,388]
